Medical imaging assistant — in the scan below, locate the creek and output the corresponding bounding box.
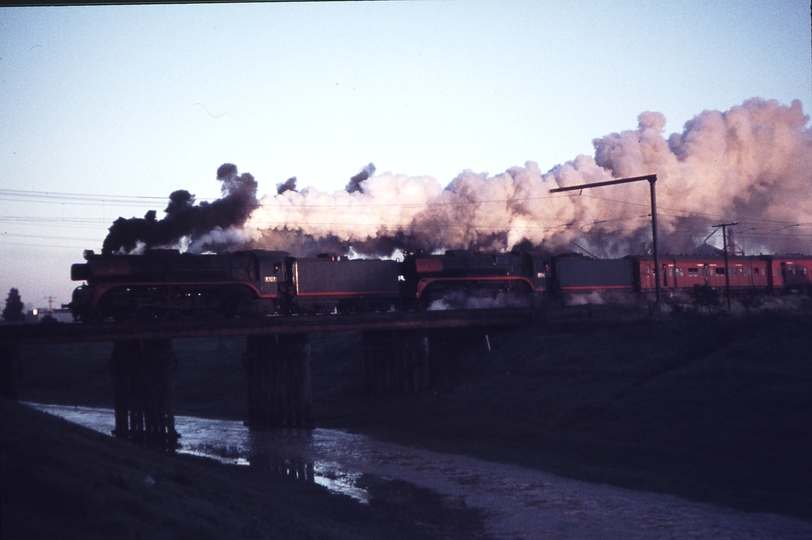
[29,403,812,540]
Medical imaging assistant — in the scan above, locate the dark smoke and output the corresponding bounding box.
[345,163,376,193]
[276,176,298,194]
[101,163,258,254]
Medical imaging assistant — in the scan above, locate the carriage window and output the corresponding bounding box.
[715,268,725,275]
[802,268,808,277]
[753,267,759,275]
[688,268,698,277]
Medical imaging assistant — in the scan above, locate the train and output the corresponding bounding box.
[66,248,812,321]
[548,253,812,296]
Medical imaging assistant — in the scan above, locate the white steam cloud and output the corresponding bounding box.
[222,98,811,258]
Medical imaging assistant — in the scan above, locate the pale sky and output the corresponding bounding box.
[1,0,811,310]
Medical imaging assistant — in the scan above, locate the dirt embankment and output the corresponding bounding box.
[308,307,812,521]
[4,304,812,537]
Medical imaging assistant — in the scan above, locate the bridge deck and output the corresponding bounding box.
[0,308,535,345]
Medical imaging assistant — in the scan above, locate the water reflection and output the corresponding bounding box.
[28,403,371,502]
[27,403,812,540]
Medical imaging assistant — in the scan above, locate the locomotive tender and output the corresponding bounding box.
[67,248,812,321]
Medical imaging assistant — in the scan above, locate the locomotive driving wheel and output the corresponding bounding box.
[131,286,173,320]
[195,289,228,318]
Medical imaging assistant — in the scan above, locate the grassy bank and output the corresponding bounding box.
[316,312,812,520]
[6,305,812,535]
[1,399,487,539]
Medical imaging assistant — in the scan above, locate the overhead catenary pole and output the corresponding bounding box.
[549,174,661,305]
[712,221,738,311]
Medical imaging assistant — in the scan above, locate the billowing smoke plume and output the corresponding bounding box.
[346,163,376,193]
[102,163,257,254]
[245,98,812,257]
[277,176,297,195]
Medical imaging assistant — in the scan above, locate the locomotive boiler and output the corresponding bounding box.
[69,249,290,321]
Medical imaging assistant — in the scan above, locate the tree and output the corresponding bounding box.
[2,288,25,322]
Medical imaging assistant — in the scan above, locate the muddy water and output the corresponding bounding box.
[29,403,812,540]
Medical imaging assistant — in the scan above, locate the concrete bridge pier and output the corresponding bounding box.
[362,330,430,394]
[244,334,313,429]
[110,339,177,444]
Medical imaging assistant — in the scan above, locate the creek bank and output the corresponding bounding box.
[8,308,812,530]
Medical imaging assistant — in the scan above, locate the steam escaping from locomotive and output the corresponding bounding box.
[98,98,811,259]
[101,163,257,254]
[246,98,811,257]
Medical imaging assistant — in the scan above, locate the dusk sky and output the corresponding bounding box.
[1,1,811,311]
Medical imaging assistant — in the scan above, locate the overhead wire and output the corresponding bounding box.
[2,188,811,243]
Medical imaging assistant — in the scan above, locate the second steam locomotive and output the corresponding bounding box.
[67,248,812,322]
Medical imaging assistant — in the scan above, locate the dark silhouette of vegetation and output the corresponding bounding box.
[691,284,721,312]
[739,288,764,312]
[2,288,24,322]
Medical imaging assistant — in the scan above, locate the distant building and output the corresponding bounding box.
[23,308,73,324]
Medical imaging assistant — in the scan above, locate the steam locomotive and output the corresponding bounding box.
[67,249,812,322]
[67,249,547,321]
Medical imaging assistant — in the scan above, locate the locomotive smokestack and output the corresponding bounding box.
[101,163,258,255]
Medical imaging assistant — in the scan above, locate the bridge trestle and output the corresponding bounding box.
[110,339,178,445]
[244,334,313,429]
[362,330,430,394]
[0,344,20,401]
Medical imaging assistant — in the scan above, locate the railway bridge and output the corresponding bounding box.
[0,308,533,443]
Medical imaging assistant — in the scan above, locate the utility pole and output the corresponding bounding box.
[712,222,738,311]
[550,174,661,305]
[43,295,57,312]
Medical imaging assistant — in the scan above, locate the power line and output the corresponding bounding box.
[2,188,811,231]
[0,241,91,250]
[0,232,103,242]
[0,188,216,202]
